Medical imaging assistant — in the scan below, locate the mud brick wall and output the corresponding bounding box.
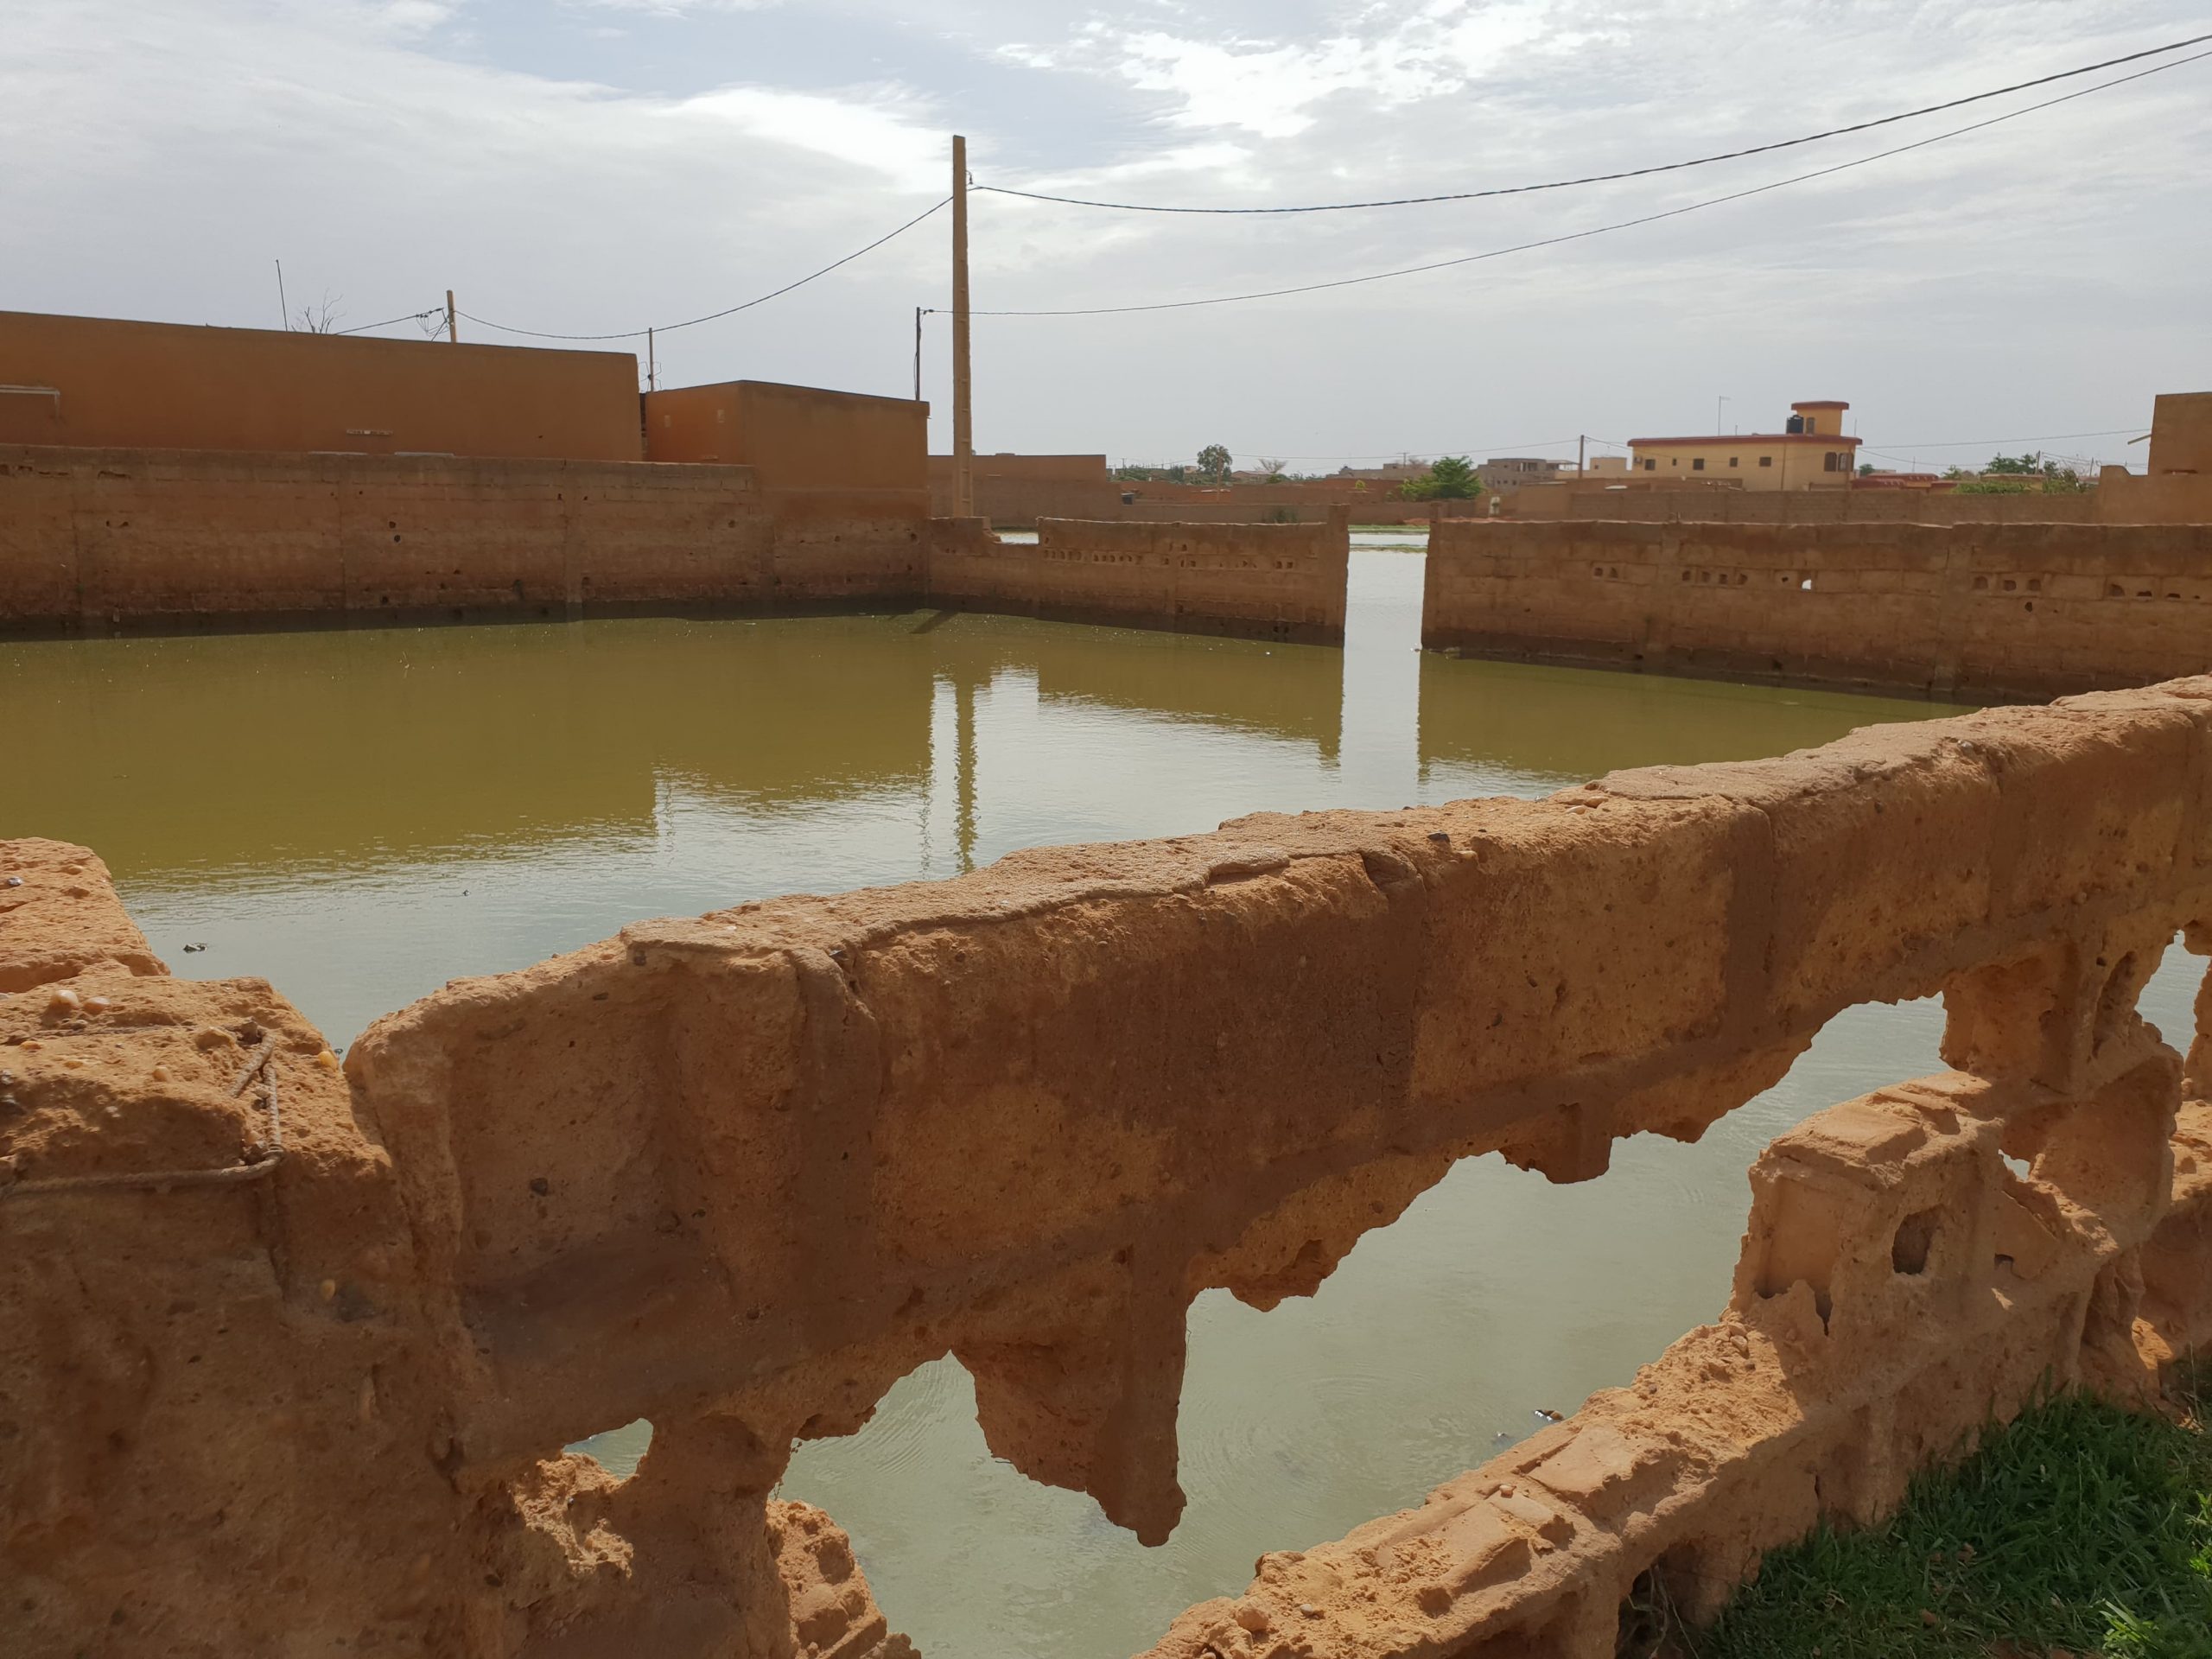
[1424,518,2212,700]
[16,681,2212,1657]
[925,510,1351,642]
[0,443,797,626]
[0,447,1344,640]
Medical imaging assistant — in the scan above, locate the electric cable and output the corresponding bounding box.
[458,196,952,342]
[334,308,446,336]
[971,48,2212,317]
[978,32,2211,214]
[1854,427,2143,449]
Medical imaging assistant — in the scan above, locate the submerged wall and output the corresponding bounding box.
[10,681,2212,1655]
[0,445,1340,641]
[1423,518,2212,701]
[928,512,1351,641]
[0,442,800,625]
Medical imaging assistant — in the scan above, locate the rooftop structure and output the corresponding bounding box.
[1628,399,1863,491]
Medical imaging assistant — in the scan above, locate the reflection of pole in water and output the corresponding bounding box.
[955,672,977,874]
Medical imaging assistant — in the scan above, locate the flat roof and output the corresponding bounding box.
[1628,433,1863,448]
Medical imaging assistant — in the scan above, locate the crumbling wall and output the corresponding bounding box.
[13,680,2212,1656]
[1424,518,2212,700]
[925,510,1351,641]
[0,838,914,1659]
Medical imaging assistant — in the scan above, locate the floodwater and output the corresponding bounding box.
[4,544,2198,1657]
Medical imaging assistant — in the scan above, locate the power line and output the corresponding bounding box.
[459,196,952,343]
[1215,438,1580,461]
[977,33,2212,215]
[972,48,2212,317]
[1856,426,2144,448]
[335,307,444,337]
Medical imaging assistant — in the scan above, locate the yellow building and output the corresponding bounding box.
[1628,400,1862,491]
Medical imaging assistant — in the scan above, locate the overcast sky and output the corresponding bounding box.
[5,1,2207,471]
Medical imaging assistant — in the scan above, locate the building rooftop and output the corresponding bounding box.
[1628,432,1864,447]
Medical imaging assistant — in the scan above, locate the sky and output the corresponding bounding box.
[3,0,2208,473]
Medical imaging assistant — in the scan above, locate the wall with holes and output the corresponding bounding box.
[924,510,1351,642]
[1422,518,2212,701]
[13,683,2212,1657]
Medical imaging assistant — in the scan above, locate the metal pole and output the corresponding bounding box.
[445,290,458,343]
[1578,433,1586,480]
[914,307,924,402]
[275,260,289,329]
[952,134,975,519]
[647,327,656,393]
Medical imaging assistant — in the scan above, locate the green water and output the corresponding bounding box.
[5,549,2197,1656]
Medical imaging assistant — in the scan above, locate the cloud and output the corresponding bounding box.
[1003,1,1576,137]
[2,0,2206,468]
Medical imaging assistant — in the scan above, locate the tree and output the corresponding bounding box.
[1399,455,1484,500]
[1982,451,2053,476]
[1858,463,1876,477]
[292,292,344,334]
[1257,455,1287,483]
[1196,443,1232,484]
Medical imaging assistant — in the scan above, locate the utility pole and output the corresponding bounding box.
[445,290,458,344]
[951,133,975,519]
[275,260,289,330]
[1578,433,1586,480]
[647,327,656,393]
[1717,394,1729,435]
[914,306,925,402]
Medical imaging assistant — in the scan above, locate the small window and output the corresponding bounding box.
[1729,455,1739,467]
[1693,457,1705,471]
[1670,457,1680,467]
[1643,459,1656,472]
[1758,455,1774,468]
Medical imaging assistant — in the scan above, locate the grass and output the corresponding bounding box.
[1668,1370,2212,1659]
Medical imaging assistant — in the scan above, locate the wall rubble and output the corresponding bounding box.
[11,681,2212,1654]
[1424,518,2212,701]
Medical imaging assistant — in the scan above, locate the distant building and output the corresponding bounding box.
[1627,400,1862,491]
[1477,456,1568,493]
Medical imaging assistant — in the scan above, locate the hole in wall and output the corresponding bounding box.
[1891,1208,1940,1275]
[566,1417,655,1481]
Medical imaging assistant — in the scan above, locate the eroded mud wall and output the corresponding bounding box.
[1424,518,2212,699]
[14,681,2212,1656]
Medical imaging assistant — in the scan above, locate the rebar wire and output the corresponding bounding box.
[0,1045,283,1199]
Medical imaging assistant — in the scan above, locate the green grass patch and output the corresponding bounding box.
[1677,1376,2212,1659]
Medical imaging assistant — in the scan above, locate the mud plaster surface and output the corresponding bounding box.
[9,681,2212,1656]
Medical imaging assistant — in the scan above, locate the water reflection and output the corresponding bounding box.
[7,550,2189,1657]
